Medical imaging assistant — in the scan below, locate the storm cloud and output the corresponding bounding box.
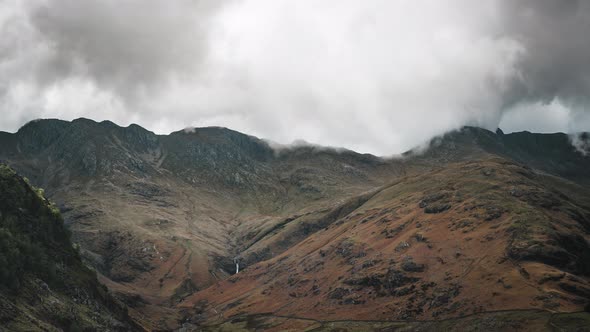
[497,0,590,133]
[1,0,589,155]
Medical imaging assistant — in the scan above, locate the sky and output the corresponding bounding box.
[1,0,590,155]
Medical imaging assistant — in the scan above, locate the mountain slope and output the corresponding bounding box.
[180,157,590,325]
[0,118,404,329]
[0,164,139,331]
[1,119,590,330]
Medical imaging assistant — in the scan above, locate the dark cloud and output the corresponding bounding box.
[498,0,590,108]
[30,0,225,99]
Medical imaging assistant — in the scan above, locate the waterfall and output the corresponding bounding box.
[234,257,240,274]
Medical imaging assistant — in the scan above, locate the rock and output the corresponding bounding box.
[413,233,427,242]
[342,268,419,295]
[425,204,451,214]
[116,292,147,308]
[342,297,365,305]
[429,284,462,309]
[538,273,565,284]
[383,269,420,291]
[401,257,425,272]
[328,288,351,300]
[361,260,377,269]
[393,285,415,296]
[559,283,590,298]
[485,206,503,221]
[419,192,449,209]
[509,188,526,197]
[311,284,320,295]
[395,241,411,252]
[382,221,411,238]
[507,233,590,275]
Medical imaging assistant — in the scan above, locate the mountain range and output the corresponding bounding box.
[1,118,589,331]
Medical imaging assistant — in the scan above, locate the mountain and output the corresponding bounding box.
[0,163,139,331]
[1,118,589,331]
[406,126,590,182]
[0,118,403,329]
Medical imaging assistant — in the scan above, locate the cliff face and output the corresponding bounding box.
[0,164,139,331]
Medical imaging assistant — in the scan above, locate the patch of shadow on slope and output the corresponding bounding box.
[239,190,382,269]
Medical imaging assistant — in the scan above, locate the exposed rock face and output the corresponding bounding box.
[1,119,590,329]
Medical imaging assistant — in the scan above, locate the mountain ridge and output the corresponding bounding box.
[3,117,589,158]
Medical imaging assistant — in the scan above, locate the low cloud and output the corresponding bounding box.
[570,133,590,156]
[264,138,351,157]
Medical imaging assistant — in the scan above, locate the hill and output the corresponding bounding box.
[181,157,590,326]
[0,163,139,331]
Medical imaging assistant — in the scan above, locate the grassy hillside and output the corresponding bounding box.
[181,157,590,328]
[0,164,139,331]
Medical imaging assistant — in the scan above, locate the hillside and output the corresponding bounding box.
[1,119,589,330]
[181,157,590,325]
[0,164,139,331]
[0,118,403,329]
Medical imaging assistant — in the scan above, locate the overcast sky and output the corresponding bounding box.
[1,0,590,155]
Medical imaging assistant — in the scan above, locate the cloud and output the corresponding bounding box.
[200,0,522,155]
[264,138,350,157]
[31,0,222,96]
[570,133,590,156]
[494,0,590,134]
[1,0,589,155]
[0,0,229,135]
[496,0,590,106]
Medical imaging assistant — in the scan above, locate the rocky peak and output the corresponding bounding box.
[14,118,71,154]
[168,126,274,161]
[410,126,590,181]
